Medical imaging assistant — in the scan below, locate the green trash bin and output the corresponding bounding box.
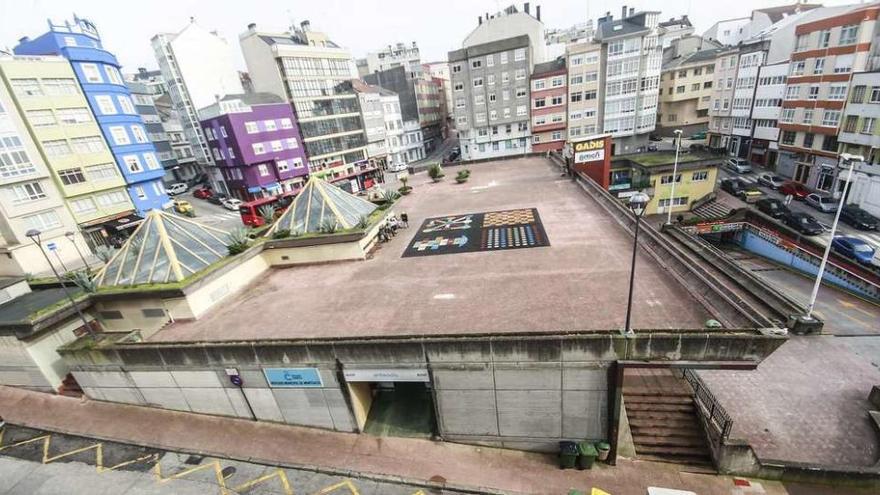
[577,441,598,470]
[559,441,578,469]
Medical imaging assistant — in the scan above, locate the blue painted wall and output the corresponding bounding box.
[14,16,169,216]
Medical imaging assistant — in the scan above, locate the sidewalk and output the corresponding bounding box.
[0,386,837,495]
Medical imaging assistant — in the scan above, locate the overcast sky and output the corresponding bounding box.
[0,0,861,73]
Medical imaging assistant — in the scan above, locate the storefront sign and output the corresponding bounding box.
[343,369,430,382]
[263,368,323,388]
[573,138,606,164]
[570,135,612,189]
[693,222,744,234]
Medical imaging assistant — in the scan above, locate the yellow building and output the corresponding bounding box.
[0,55,135,248]
[611,152,720,216]
[657,47,720,136]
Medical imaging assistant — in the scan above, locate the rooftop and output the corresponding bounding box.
[614,151,719,169]
[151,157,713,344]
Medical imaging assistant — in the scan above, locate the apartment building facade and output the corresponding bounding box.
[749,62,788,168]
[126,80,177,174]
[565,41,601,142]
[707,49,740,148]
[424,61,454,125]
[381,92,406,170]
[727,43,768,159]
[594,8,662,154]
[449,36,532,160]
[356,42,421,78]
[839,71,880,217]
[152,20,244,194]
[0,55,136,249]
[240,22,380,194]
[530,57,567,152]
[778,4,880,191]
[352,80,389,171]
[657,49,717,136]
[199,93,310,200]
[0,67,88,275]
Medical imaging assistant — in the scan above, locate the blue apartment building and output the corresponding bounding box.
[15,16,170,215]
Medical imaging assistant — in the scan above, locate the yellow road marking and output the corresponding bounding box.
[313,479,361,495]
[230,468,294,495]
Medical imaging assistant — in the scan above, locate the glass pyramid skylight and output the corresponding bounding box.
[95,210,230,287]
[269,176,378,235]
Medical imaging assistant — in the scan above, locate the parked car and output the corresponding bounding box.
[755,198,790,219]
[689,143,707,152]
[720,177,746,196]
[724,158,752,174]
[783,211,824,235]
[166,182,188,196]
[778,181,811,200]
[193,187,213,199]
[221,198,242,211]
[831,236,877,266]
[445,149,461,162]
[690,131,707,140]
[208,193,228,205]
[647,143,659,152]
[805,193,838,213]
[757,173,786,190]
[840,204,879,230]
[172,199,193,215]
[648,133,663,141]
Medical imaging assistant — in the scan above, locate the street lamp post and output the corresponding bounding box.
[666,129,683,225]
[26,229,94,337]
[804,153,863,319]
[64,231,90,273]
[624,191,652,336]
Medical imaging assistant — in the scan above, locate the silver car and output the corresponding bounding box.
[725,158,752,174]
[805,193,838,213]
[757,173,785,189]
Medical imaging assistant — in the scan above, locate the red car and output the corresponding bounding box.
[779,181,810,200]
[193,188,213,199]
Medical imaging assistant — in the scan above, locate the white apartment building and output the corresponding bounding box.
[594,8,662,154]
[704,4,822,47]
[357,42,421,78]
[465,3,546,64]
[708,50,740,149]
[423,62,454,128]
[0,75,88,276]
[565,42,602,141]
[401,120,425,163]
[381,92,406,171]
[151,20,243,193]
[728,45,767,158]
[749,62,788,168]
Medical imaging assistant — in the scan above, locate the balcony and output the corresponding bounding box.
[838,131,880,148]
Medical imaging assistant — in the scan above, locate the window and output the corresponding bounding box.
[219,126,228,138]
[43,79,79,96]
[472,60,482,69]
[500,52,508,64]
[473,77,483,88]
[795,34,809,51]
[551,96,563,106]
[660,174,682,185]
[204,127,215,140]
[23,211,62,232]
[871,87,880,103]
[72,136,104,153]
[534,97,546,108]
[0,136,36,178]
[152,182,164,197]
[487,74,495,85]
[245,121,259,134]
[834,54,853,73]
[264,120,277,132]
[821,135,838,152]
[851,85,867,103]
[514,48,525,61]
[252,143,266,155]
[551,76,564,87]
[813,58,825,75]
[861,117,875,134]
[70,198,97,214]
[502,72,509,84]
[135,186,146,200]
[95,95,116,114]
[280,118,293,129]
[277,160,289,172]
[452,64,462,73]
[258,164,269,176]
[10,182,46,202]
[839,25,858,45]
[503,108,511,118]
[490,110,497,120]
[57,107,91,124]
[516,88,527,98]
[227,147,236,159]
[676,85,685,94]
[822,110,841,127]
[110,126,130,145]
[570,75,583,85]
[781,108,795,123]
[104,65,123,85]
[781,131,796,145]
[803,109,813,124]
[515,69,526,80]
[81,63,103,83]
[691,83,700,91]
[286,138,298,149]
[828,84,848,101]
[131,125,148,143]
[807,85,819,100]
[11,79,42,97]
[212,147,221,160]
[42,139,71,156]
[117,95,135,114]
[486,54,494,67]
[123,155,143,172]
[85,163,118,181]
[819,29,831,48]
[571,92,582,103]
[789,61,805,76]
[271,140,283,152]
[143,153,160,170]
[26,110,57,127]
[692,171,708,182]
[516,105,526,116]
[534,79,546,90]
[803,133,814,148]
[96,191,128,207]
[844,115,859,132]
[785,86,800,100]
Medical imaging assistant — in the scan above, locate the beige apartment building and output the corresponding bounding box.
[565,41,602,141]
[657,49,719,136]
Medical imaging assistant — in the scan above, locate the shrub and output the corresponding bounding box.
[259,205,276,225]
[400,176,409,188]
[70,270,97,293]
[226,227,251,255]
[398,186,413,195]
[356,216,369,229]
[428,163,445,181]
[319,221,338,234]
[272,229,291,239]
[455,169,470,183]
[383,189,401,203]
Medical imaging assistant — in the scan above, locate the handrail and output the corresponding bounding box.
[684,369,733,442]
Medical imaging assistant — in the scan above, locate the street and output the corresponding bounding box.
[410,131,459,169]
[168,189,244,232]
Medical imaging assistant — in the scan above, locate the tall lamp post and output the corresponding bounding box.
[623,191,652,336]
[26,229,94,337]
[666,129,683,225]
[804,153,863,319]
[64,231,90,273]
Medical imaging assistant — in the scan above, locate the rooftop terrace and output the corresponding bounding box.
[151,157,714,343]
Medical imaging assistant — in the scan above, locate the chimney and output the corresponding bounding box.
[18,36,29,44]
[478,15,482,25]
[622,6,627,19]
[629,7,635,17]
[247,22,256,31]
[300,20,310,32]
[524,2,530,14]
[536,5,541,21]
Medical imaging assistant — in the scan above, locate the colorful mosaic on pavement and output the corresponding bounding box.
[402,208,549,258]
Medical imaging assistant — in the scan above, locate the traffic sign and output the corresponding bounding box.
[46,242,57,251]
[230,375,243,387]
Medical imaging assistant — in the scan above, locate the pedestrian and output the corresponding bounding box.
[400,212,409,228]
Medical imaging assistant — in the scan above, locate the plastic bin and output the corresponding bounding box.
[577,441,598,470]
[595,441,611,461]
[559,441,578,469]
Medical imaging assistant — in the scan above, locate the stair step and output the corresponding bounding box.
[623,395,694,405]
[631,426,703,438]
[628,417,696,428]
[626,412,695,423]
[636,454,716,472]
[633,435,705,448]
[626,403,694,412]
[635,445,711,457]
[624,388,692,397]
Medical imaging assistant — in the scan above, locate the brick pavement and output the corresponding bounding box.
[700,336,880,466]
[0,385,810,495]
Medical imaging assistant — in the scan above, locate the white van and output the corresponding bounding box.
[166,183,188,196]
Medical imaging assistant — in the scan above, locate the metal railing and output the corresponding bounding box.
[684,369,733,443]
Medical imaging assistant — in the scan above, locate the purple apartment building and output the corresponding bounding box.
[199,93,309,201]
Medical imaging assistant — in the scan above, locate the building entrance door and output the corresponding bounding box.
[344,369,436,438]
[794,163,811,183]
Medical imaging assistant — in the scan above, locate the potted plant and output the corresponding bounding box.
[428,163,445,182]
[226,227,251,255]
[398,176,412,195]
[455,169,471,184]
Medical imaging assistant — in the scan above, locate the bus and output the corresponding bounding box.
[238,192,297,227]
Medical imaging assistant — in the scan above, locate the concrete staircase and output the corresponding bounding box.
[57,373,84,398]
[692,199,733,220]
[624,370,714,472]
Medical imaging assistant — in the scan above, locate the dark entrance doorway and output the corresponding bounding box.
[347,381,436,438]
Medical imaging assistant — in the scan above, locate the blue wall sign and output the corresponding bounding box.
[46,242,57,251]
[263,368,323,388]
